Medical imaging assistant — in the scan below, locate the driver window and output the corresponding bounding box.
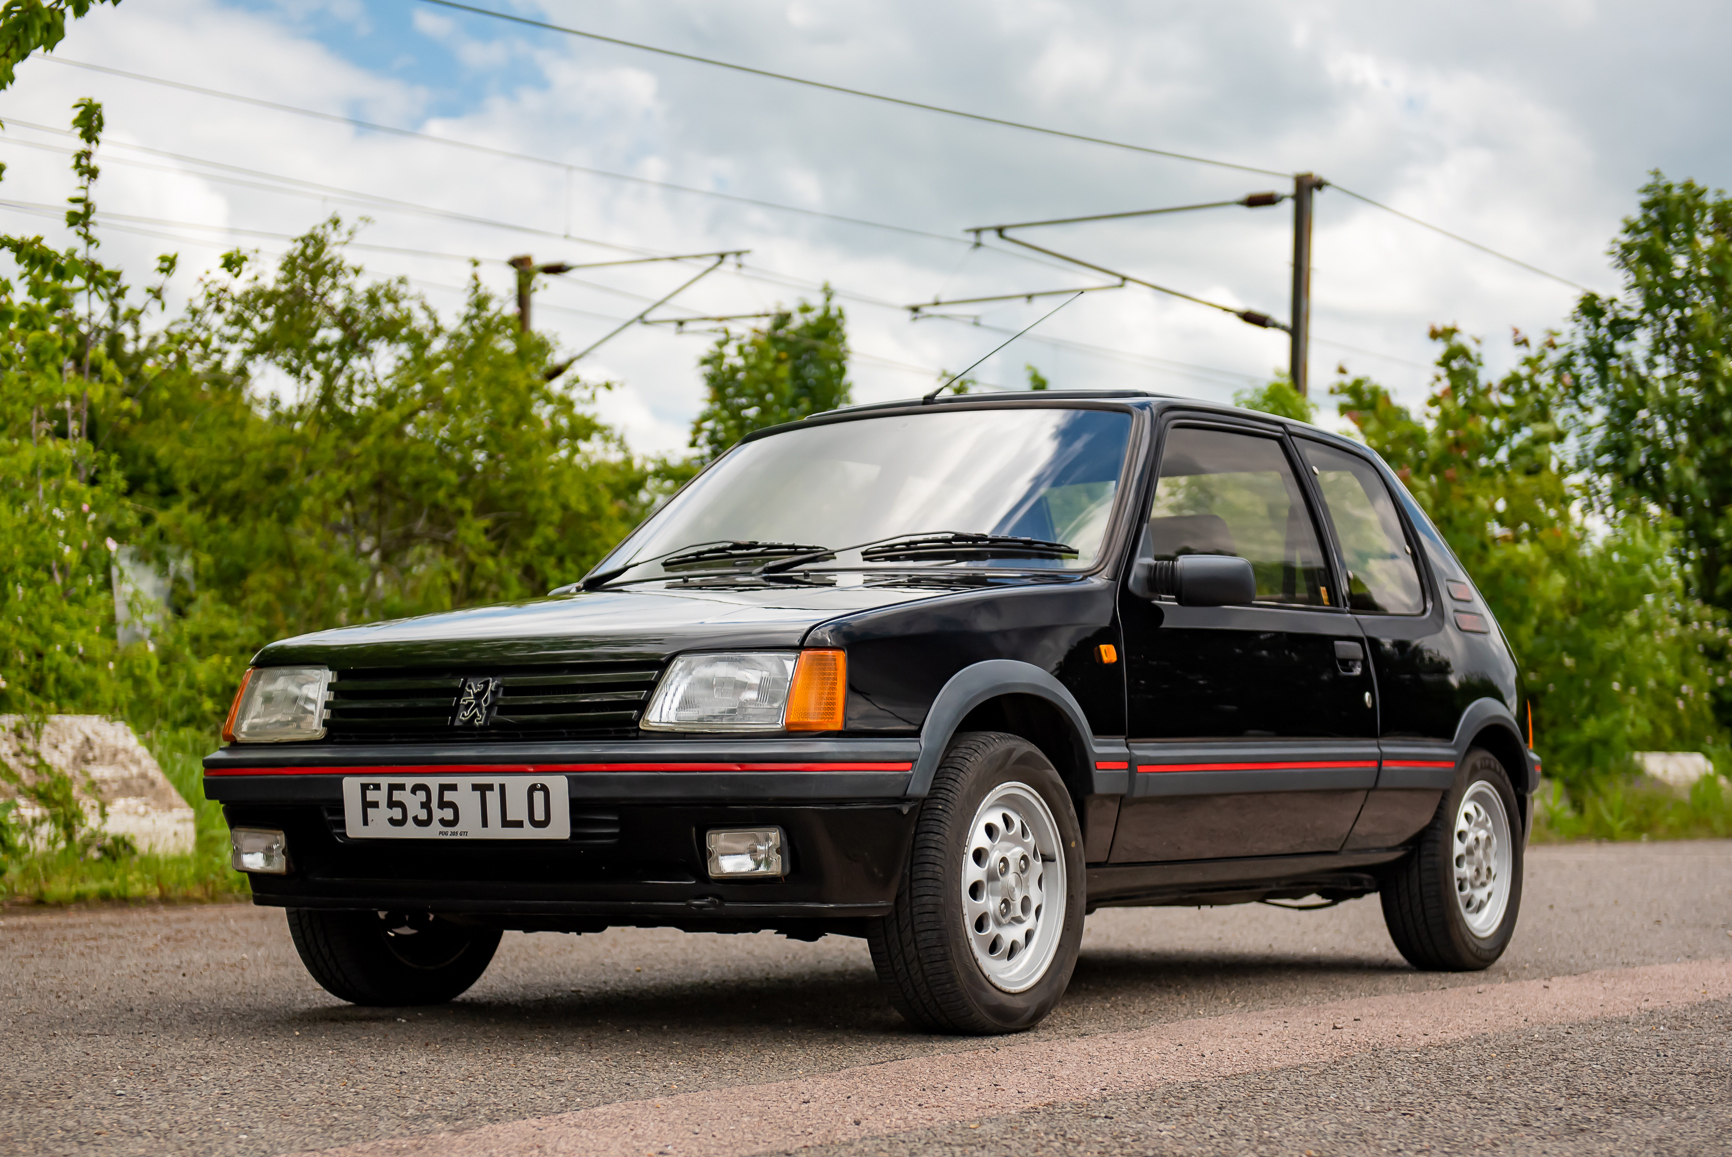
[1149,426,1332,607]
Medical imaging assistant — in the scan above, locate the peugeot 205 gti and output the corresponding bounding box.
[209,391,1538,1034]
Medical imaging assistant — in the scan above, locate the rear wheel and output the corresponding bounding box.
[285,909,501,1005]
[867,732,1085,1034]
[1380,748,1523,970]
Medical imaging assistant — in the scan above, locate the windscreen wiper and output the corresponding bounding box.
[757,531,1076,575]
[579,540,829,591]
[662,541,829,568]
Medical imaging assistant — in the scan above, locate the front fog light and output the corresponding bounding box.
[706,828,783,878]
[230,828,288,874]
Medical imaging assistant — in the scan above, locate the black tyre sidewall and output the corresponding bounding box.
[287,909,502,1006]
[1432,750,1524,966]
[926,735,1086,1031]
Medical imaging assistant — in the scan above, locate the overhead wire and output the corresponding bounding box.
[1329,184,1595,294]
[37,56,986,249]
[416,0,1289,178]
[0,105,1431,389]
[421,2,1597,293]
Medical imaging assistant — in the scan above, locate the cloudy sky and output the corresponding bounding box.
[1,0,1725,453]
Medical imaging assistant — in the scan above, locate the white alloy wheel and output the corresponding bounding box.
[960,781,1067,993]
[1453,780,1513,938]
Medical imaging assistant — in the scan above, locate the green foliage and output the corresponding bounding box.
[1570,175,1732,611]
[689,293,849,459]
[118,222,650,670]
[1334,327,1726,791]
[1235,373,1316,422]
[1025,363,1050,391]
[0,0,118,95]
[1534,771,1732,842]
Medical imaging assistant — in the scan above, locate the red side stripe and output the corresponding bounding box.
[205,761,914,777]
[1137,760,1379,773]
[1094,761,1129,770]
[1382,759,1457,768]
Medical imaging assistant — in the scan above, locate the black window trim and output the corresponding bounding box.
[1291,434,1433,618]
[1141,413,1349,613]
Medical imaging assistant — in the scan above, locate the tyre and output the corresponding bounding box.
[867,731,1086,1034]
[1380,747,1524,970]
[285,909,502,1005]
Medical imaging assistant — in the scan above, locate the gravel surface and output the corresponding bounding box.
[0,840,1727,1157]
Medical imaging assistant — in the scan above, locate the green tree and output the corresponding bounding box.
[117,222,652,678]
[1334,329,1724,788]
[0,0,118,94]
[1025,363,1049,391]
[1570,174,1732,610]
[689,293,849,459]
[1235,373,1315,422]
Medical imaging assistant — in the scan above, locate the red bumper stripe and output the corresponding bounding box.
[205,761,915,777]
[1382,759,1457,769]
[1138,760,1379,773]
[1094,761,1130,770]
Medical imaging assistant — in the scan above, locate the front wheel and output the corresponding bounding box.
[1380,748,1524,970]
[867,732,1086,1034]
[285,909,502,1005]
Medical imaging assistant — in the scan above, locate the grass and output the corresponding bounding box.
[0,726,249,905]
[1532,773,1732,842]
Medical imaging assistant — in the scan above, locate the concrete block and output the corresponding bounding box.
[1633,751,1714,792]
[0,716,195,855]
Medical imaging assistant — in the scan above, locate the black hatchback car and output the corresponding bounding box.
[209,391,1538,1034]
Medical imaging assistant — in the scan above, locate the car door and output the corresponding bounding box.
[1293,438,1456,850]
[1113,419,1379,863]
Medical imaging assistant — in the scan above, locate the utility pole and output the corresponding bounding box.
[1289,173,1325,397]
[508,255,574,333]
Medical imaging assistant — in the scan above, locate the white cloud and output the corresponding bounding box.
[0,0,1725,455]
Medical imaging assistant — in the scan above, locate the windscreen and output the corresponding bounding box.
[611,407,1134,577]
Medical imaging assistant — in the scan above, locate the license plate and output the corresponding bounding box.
[341,776,570,840]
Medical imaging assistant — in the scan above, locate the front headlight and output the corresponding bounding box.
[224,666,331,743]
[641,652,797,732]
[641,650,848,733]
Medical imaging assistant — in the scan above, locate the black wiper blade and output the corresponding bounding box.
[758,531,1076,575]
[862,533,1077,562]
[663,541,829,568]
[578,539,735,591]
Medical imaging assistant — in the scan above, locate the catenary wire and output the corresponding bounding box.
[36,48,1595,298]
[425,4,1602,294]
[416,0,1289,178]
[36,56,988,249]
[0,129,1411,389]
[1330,184,1595,294]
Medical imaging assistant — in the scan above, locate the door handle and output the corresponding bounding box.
[1333,639,1365,676]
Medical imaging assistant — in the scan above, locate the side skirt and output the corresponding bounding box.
[1085,848,1406,909]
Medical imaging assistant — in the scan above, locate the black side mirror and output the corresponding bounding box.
[1176,555,1257,606]
[1127,554,1256,607]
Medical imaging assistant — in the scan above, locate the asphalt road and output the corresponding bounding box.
[2,840,1728,1157]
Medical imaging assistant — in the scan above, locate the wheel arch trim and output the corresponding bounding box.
[910,660,1125,799]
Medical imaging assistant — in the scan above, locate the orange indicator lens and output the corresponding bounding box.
[221,668,255,744]
[785,649,847,732]
[1096,644,1118,664]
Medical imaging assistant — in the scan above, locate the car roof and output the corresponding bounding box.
[745,388,1363,453]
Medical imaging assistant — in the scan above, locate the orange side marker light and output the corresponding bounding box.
[1096,644,1118,665]
[786,649,847,732]
[221,668,255,744]
[1527,700,1534,749]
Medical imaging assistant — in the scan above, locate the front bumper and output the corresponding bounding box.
[205,739,921,929]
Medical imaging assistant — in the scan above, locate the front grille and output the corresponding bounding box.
[322,805,621,846]
[323,661,662,743]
